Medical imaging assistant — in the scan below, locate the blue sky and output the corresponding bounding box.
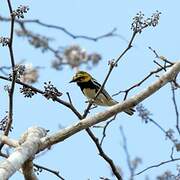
[0,0,180,179]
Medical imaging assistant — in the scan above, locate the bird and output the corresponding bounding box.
[69,71,135,116]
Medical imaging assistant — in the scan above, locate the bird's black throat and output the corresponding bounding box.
[77,80,98,92]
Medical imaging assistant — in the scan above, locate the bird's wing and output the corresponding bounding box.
[91,78,112,100]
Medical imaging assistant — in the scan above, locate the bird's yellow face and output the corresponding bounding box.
[69,71,91,83]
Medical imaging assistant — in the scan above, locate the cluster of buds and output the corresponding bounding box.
[108,59,117,67]
[0,37,9,46]
[0,115,13,131]
[14,64,26,79]
[131,11,161,33]
[16,30,52,53]
[64,45,87,67]
[28,33,51,53]
[131,157,142,170]
[20,64,39,84]
[20,86,37,98]
[165,128,178,144]
[43,81,62,100]
[52,44,101,70]
[9,64,39,84]
[136,104,152,123]
[34,165,43,175]
[87,53,101,66]
[157,171,177,180]
[12,5,29,18]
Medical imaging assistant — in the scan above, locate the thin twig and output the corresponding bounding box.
[148,46,174,65]
[66,92,73,106]
[120,126,134,180]
[170,146,174,160]
[135,158,180,176]
[33,163,65,180]
[0,15,119,42]
[0,66,11,75]
[171,83,180,135]
[85,128,122,180]
[0,75,82,119]
[148,118,177,145]
[153,60,167,72]
[100,115,117,146]
[112,64,172,99]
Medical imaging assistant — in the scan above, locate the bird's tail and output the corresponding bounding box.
[124,108,135,116]
[108,99,135,116]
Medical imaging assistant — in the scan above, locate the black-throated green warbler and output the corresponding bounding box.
[70,71,134,116]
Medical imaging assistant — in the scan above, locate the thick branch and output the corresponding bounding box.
[22,159,38,180]
[0,127,47,179]
[0,135,19,148]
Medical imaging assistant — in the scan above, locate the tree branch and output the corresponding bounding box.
[171,83,180,135]
[40,62,180,150]
[0,0,17,151]
[0,15,119,41]
[135,158,180,176]
[100,115,117,146]
[0,127,47,179]
[120,126,134,180]
[0,135,19,148]
[22,159,38,180]
[33,163,65,180]
[112,64,172,99]
[0,75,82,119]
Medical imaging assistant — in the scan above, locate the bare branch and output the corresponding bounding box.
[0,66,11,75]
[171,83,180,135]
[120,126,134,180]
[0,15,119,41]
[66,92,73,106]
[136,104,178,145]
[100,115,117,146]
[0,75,82,119]
[85,128,122,180]
[149,118,177,145]
[0,135,19,148]
[22,159,38,180]
[0,0,17,152]
[33,163,65,180]
[135,158,180,176]
[113,64,172,99]
[0,127,47,179]
[148,46,174,65]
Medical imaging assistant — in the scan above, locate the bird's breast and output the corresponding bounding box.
[83,88,96,99]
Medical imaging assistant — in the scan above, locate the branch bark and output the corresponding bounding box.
[0,127,47,179]
[22,159,38,180]
[0,135,19,148]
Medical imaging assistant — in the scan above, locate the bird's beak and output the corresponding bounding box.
[69,77,76,83]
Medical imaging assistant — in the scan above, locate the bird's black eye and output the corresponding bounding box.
[79,77,84,81]
[77,77,83,81]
